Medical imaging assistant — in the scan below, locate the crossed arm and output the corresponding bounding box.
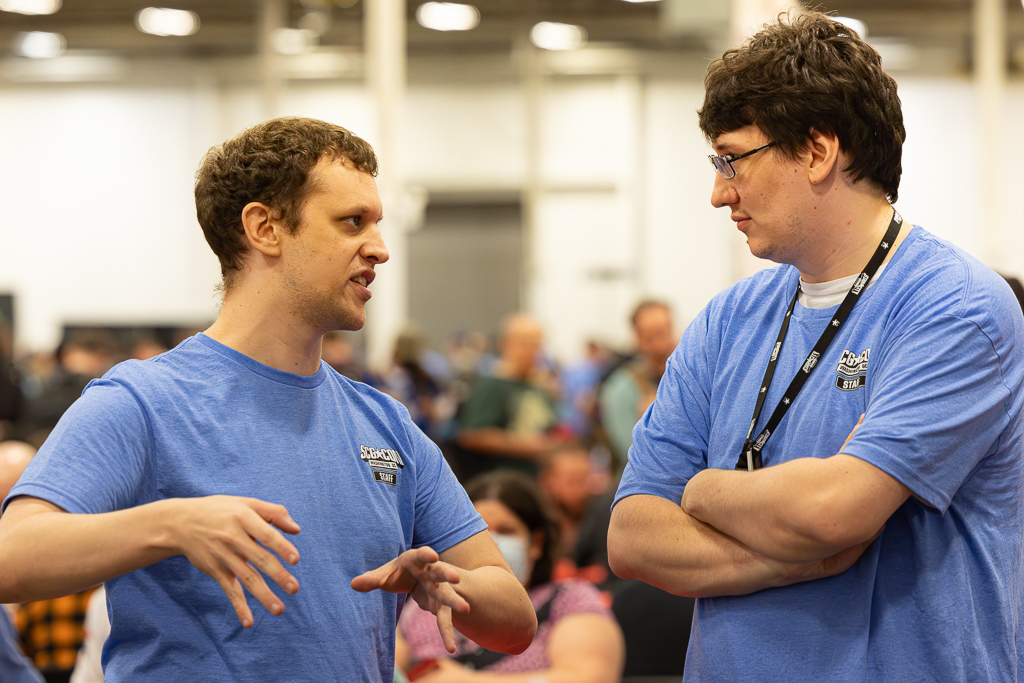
[607,448,911,597]
[0,495,536,655]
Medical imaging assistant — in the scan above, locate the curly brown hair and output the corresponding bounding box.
[194,117,379,288]
[698,10,906,202]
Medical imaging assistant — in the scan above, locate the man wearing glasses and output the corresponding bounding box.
[609,11,1024,682]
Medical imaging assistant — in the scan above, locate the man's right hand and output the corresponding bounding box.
[167,495,301,628]
[762,528,881,589]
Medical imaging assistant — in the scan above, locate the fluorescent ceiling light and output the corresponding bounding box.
[272,28,319,55]
[15,31,65,58]
[135,7,200,37]
[416,3,480,32]
[0,0,60,15]
[833,16,867,39]
[530,22,587,51]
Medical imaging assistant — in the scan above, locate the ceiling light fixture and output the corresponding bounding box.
[530,22,587,51]
[0,0,60,15]
[135,7,200,37]
[416,2,480,32]
[271,28,319,55]
[15,31,65,58]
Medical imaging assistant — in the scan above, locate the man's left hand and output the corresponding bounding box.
[351,546,470,653]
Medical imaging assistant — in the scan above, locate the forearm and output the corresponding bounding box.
[0,498,180,602]
[607,494,796,597]
[450,564,537,655]
[456,428,552,461]
[681,456,900,562]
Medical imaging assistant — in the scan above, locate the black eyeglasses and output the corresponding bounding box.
[708,141,777,179]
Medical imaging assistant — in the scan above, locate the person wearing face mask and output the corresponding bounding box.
[396,471,624,682]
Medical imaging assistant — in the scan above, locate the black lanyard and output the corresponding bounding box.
[735,210,903,471]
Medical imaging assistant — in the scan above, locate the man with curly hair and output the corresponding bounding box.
[0,118,536,682]
[609,12,1024,681]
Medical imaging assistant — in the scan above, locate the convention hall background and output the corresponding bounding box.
[1,0,1022,368]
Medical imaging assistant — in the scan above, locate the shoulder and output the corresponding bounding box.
[688,265,797,341]
[102,336,219,388]
[327,367,414,413]
[879,227,1021,341]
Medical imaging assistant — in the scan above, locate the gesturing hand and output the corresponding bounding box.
[350,546,469,653]
[172,495,301,628]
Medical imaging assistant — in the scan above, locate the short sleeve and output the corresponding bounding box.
[842,314,1013,512]
[614,309,713,507]
[3,379,152,515]
[407,423,486,552]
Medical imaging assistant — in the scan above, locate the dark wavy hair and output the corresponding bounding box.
[465,470,561,588]
[194,117,378,289]
[698,10,905,202]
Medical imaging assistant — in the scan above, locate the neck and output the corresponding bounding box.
[205,282,325,376]
[797,200,904,284]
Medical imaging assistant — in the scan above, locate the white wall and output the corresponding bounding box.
[1,68,1021,361]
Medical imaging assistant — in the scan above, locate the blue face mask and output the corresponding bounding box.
[490,532,532,585]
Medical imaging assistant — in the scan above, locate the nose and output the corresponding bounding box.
[710,173,738,209]
[363,224,390,265]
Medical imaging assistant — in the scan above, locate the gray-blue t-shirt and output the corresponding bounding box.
[5,334,486,682]
[615,227,1024,681]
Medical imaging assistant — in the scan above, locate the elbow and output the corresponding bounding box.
[489,609,536,655]
[506,614,538,655]
[606,519,642,581]
[0,545,20,603]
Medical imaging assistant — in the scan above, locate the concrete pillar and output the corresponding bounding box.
[973,0,1007,269]
[259,0,285,118]
[364,0,408,371]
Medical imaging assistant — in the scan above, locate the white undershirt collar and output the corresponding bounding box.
[798,264,887,309]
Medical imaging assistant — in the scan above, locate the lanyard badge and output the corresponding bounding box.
[735,210,903,471]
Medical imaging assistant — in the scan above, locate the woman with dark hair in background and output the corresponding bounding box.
[397,471,624,682]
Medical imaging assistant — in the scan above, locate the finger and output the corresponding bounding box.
[429,580,470,614]
[223,554,287,617]
[350,560,397,593]
[404,546,439,568]
[840,414,865,452]
[247,499,302,536]
[241,507,301,566]
[819,528,881,578]
[235,523,300,594]
[420,560,461,586]
[436,604,457,654]
[214,571,256,628]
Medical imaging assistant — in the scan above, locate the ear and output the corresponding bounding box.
[240,202,284,258]
[805,128,842,185]
[528,529,545,563]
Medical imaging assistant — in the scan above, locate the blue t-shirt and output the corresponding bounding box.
[614,227,1024,682]
[5,334,486,683]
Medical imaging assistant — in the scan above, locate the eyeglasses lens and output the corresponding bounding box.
[709,155,735,179]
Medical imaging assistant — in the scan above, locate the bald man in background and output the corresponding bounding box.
[456,314,561,479]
